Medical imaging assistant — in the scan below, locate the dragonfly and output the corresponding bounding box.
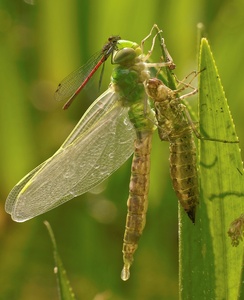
[55,35,121,109]
[5,25,175,280]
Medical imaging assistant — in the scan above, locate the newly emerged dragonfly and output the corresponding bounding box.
[5,25,174,280]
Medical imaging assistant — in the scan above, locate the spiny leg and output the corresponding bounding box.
[141,24,175,69]
[167,71,239,143]
[159,37,176,70]
[172,70,203,94]
[141,24,163,56]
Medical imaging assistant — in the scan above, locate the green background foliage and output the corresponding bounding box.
[0,0,243,299]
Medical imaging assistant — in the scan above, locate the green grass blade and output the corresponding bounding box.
[44,221,77,300]
[179,38,244,299]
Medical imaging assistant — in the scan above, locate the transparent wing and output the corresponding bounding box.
[6,89,136,222]
[54,51,103,103]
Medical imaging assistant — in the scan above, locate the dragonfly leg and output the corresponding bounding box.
[160,38,176,70]
[172,70,202,95]
[140,24,175,69]
[140,24,162,57]
[169,71,239,144]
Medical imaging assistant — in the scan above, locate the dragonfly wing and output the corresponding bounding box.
[60,88,121,148]
[5,162,45,214]
[6,88,116,215]
[54,51,103,103]
[7,91,136,222]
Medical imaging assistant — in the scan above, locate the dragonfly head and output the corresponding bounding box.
[113,47,138,65]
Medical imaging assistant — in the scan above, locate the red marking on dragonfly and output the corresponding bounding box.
[55,35,121,109]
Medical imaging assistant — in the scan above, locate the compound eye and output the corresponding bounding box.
[113,48,137,64]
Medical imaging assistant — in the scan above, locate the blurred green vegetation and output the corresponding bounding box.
[0,0,243,299]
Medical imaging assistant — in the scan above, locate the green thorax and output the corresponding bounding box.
[111,40,155,133]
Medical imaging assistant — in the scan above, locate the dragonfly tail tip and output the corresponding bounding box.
[187,209,196,224]
[121,264,130,281]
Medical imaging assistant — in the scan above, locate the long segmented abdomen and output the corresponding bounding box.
[145,77,198,223]
[121,132,152,281]
[169,132,198,223]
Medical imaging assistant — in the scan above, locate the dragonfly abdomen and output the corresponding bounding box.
[121,133,152,280]
[169,132,198,223]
